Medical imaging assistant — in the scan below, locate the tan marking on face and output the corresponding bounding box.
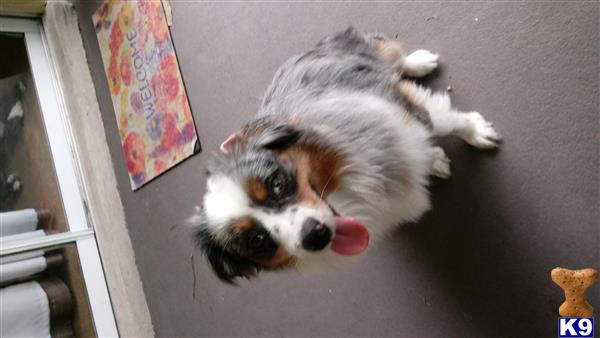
[293,151,322,208]
[261,247,297,269]
[303,146,342,197]
[280,144,342,209]
[230,217,253,233]
[245,178,269,203]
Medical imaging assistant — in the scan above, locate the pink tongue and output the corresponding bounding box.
[330,216,369,256]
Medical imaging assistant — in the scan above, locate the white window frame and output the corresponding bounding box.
[0,16,118,337]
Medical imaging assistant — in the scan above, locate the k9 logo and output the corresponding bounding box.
[559,317,594,337]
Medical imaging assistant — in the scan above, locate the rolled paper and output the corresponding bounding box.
[0,209,38,237]
[0,281,51,337]
[0,250,44,265]
[0,256,47,282]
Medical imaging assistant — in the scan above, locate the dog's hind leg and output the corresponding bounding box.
[397,81,501,149]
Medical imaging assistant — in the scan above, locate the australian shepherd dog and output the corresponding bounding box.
[191,27,500,283]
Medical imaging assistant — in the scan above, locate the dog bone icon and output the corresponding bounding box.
[551,267,598,317]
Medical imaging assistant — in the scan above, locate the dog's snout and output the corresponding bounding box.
[301,218,332,251]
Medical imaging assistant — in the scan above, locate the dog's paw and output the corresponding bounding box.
[460,112,501,149]
[403,50,439,77]
[430,147,451,179]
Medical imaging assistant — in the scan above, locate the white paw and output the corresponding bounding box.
[403,49,439,77]
[430,147,451,179]
[460,112,501,149]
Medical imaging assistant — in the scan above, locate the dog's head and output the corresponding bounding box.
[193,118,369,283]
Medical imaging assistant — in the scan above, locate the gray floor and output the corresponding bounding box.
[74,2,598,337]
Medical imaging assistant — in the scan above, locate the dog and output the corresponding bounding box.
[192,27,500,283]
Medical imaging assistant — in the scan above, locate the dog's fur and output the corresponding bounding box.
[192,27,500,283]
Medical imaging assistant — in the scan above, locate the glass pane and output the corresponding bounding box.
[0,243,97,337]
[0,32,79,240]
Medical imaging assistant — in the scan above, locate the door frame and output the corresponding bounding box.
[1,5,154,336]
[0,16,118,337]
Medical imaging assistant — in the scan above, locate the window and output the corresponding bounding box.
[0,17,117,337]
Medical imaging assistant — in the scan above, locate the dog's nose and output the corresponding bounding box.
[301,218,332,251]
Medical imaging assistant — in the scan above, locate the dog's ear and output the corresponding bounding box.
[220,132,244,154]
[195,227,259,284]
[255,125,302,151]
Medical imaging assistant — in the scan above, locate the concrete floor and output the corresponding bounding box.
[75,2,598,337]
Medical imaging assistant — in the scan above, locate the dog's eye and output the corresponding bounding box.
[250,232,266,249]
[271,177,283,195]
[269,172,286,196]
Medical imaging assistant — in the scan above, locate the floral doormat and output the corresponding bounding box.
[93,0,199,190]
